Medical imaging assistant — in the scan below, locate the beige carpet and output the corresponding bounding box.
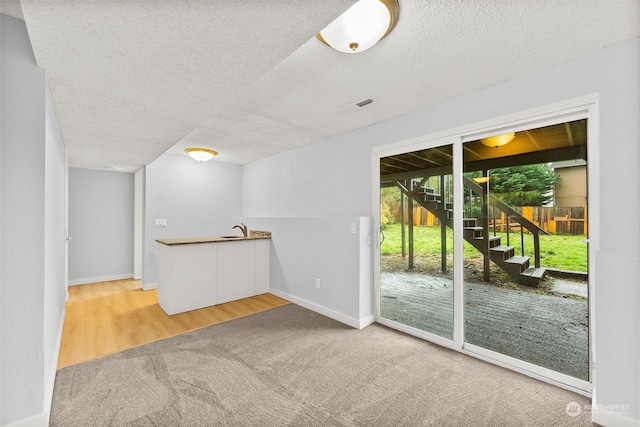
[50,304,595,426]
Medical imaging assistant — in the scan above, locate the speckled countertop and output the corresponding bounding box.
[157,230,271,246]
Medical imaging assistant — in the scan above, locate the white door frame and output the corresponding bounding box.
[372,94,599,396]
[64,147,70,302]
[133,167,145,281]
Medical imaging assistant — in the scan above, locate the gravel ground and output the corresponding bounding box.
[380,271,589,381]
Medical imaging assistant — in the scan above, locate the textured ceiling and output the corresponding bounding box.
[12,1,640,171]
[0,0,23,20]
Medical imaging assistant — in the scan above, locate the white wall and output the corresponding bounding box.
[68,168,134,285]
[243,38,640,425]
[0,14,66,426]
[143,152,243,288]
[235,217,373,326]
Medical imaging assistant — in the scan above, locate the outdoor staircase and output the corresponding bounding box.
[412,185,547,287]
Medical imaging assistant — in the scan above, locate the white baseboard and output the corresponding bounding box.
[141,282,157,291]
[42,310,65,425]
[269,288,373,329]
[8,413,49,427]
[592,411,640,427]
[8,310,66,427]
[358,314,376,328]
[68,274,133,286]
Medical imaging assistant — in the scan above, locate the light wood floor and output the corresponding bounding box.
[58,279,290,369]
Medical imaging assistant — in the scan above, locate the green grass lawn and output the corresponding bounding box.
[381,223,587,273]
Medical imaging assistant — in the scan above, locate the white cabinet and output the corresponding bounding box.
[157,237,270,315]
[157,242,217,315]
[216,240,257,304]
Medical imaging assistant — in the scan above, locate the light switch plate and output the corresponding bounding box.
[351,223,357,233]
[154,219,167,227]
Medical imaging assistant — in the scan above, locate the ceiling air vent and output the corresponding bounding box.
[338,98,377,114]
[356,98,375,107]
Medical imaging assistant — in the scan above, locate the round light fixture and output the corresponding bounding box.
[473,176,490,184]
[316,0,399,53]
[480,133,516,148]
[185,148,217,162]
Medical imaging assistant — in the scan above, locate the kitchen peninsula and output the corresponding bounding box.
[156,230,271,315]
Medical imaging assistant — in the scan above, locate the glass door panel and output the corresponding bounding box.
[379,144,454,339]
[462,120,589,381]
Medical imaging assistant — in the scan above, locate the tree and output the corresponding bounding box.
[488,164,558,206]
[380,187,401,227]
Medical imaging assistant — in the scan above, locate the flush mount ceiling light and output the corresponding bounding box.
[473,176,490,184]
[480,132,516,148]
[185,148,217,162]
[316,0,399,53]
[99,165,124,171]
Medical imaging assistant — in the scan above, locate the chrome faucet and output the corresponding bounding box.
[232,223,248,237]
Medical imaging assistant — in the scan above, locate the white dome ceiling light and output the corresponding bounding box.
[480,133,516,148]
[185,148,217,162]
[316,0,399,53]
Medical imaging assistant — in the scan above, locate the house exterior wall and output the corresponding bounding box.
[554,165,587,207]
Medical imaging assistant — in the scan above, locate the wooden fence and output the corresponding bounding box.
[393,205,587,235]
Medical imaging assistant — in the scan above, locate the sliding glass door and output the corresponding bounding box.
[375,108,593,392]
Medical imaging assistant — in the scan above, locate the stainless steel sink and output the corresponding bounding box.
[218,235,244,239]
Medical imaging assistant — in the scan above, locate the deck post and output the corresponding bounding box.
[400,190,406,258]
[440,175,447,273]
[482,172,490,282]
[408,191,414,270]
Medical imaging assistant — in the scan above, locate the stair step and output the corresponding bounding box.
[472,235,501,248]
[504,256,529,265]
[522,267,546,279]
[490,245,515,253]
[490,245,515,260]
[475,235,501,242]
[417,187,435,194]
[463,218,477,227]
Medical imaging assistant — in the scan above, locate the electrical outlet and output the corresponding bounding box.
[315,279,320,289]
[154,219,167,227]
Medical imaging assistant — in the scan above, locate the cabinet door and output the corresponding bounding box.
[159,243,216,315]
[216,241,255,304]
